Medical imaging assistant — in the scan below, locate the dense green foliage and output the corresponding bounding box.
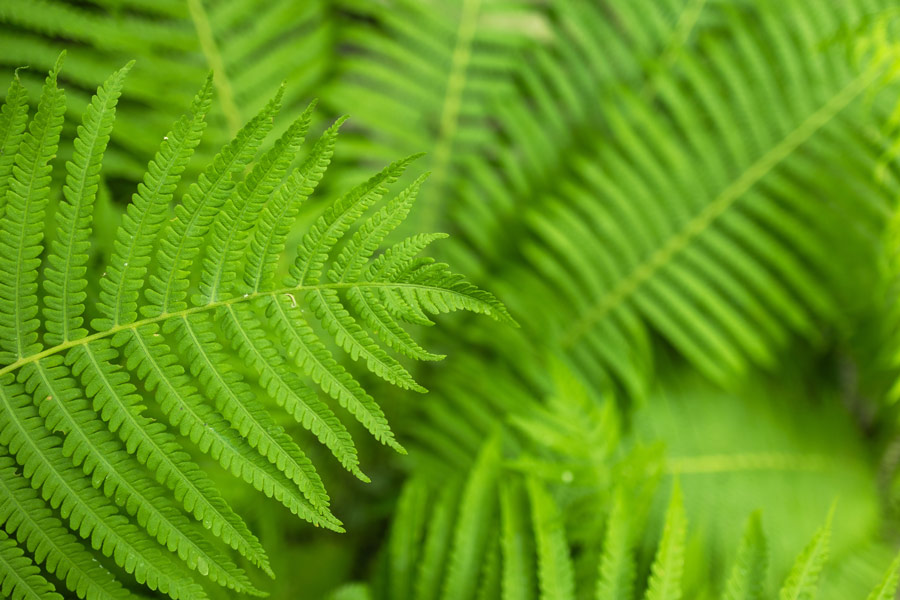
[4,0,900,599]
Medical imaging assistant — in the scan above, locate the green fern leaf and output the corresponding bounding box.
[346,284,445,362]
[266,295,405,453]
[126,321,333,528]
[442,436,501,600]
[21,357,260,595]
[643,481,686,600]
[388,478,429,600]
[0,0,332,181]
[289,153,421,286]
[243,114,346,294]
[596,490,635,600]
[68,339,271,576]
[312,174,431,391]
[477,537,503,600]
[94,73,213,330]
[147,84,285,316]
[177,312,333,519]
[0,51,66,362]
[867,553,900,600]
[221,302,365,482]
[348,232,451,361]
[0,70,29,211]
[0,56,512,598]
[307,287,424,392]
[722,512,768,600]
[0,378,205,600]
[499,479,536,600]
[198,100,315,304]
[0,529,62,600]
[0,456,130,600]
[778,510,832,600]
[415,483,461,600]
[527,478,576,600]
[43,61,132,346]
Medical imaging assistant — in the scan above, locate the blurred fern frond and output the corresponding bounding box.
[359,461,899,600]
[437,0,900,399]
[323,0,553,231]
[369,358,891,599]
[0,0,335,178]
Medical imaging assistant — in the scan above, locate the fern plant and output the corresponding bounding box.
[0,53,512,599]
[346,448,900,600]
[8,2,900,600]
[364,349,893,600]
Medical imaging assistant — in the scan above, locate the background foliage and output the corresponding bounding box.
[5,0,900,598]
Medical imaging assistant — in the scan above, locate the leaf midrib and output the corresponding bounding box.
[0,280,463,377]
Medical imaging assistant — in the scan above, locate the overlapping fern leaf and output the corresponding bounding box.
[0,54,512,599]
[348,439,899,600]
[323,0,552,232]
[358,351,893,600]
[0,0,334,179]
[339,452,900,600]
[432,0,900,400]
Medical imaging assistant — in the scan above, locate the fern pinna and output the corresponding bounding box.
[0,52,513,599]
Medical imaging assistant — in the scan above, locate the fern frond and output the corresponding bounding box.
[311,176,431,391]
[722,511,767,600]
[0,57,509,597]
[243,114,346,294]
[643,481,686,600]
[527,478,575,600]
[0,52,66,362]
[0,530,62,600]
[442,435,501,600]
[0,71,29,209]
[346,284,445,362]
[44,60,131,346]
[425,0,900,402]
[94,74,213,330]
[290,154,421,286]
[0,0,334,179]
[499,479,535,600]
[69,339,271,575]
[867,553,900,600]
[221,303,364,482]
[0,378,205,600]
[596,491,635,600]
[180,310,332,517]
[369,388,891,600]
[477,537,503,600]
[147,84,285,317]
[325,0,549,230]
[387,478,429,600]
[307,287,424,392]
[21,357,260,595]
[778,510,832,600]
[0,455,130,600]
[266,296,404,453]
[126,321,334,528]
[198,100,314,304]
[414,483,461,600]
